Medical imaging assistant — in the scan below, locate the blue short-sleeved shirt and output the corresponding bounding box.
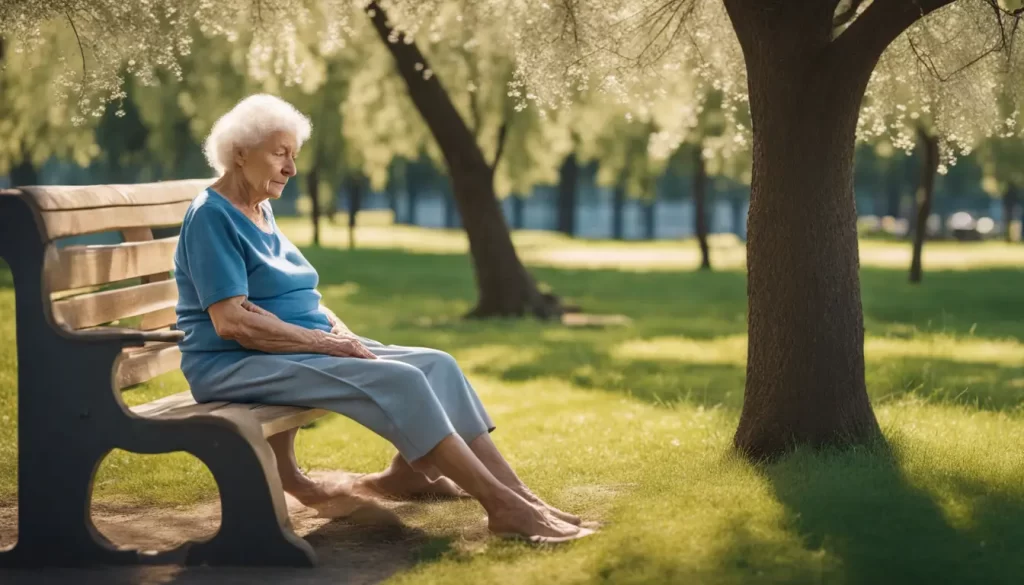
[173,188,333,382]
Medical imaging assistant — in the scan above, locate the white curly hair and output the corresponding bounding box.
[202,94,313,175]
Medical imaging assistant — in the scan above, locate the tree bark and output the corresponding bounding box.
[909,127,939,284]
[611,180,626,240]
[367,2,561,319]
[724,0,894,460]
[307,164,321,247]
[557,154,578,236]
[1004,184,1019,243]
[693,146,711,270]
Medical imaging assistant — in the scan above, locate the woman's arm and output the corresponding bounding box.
[207,296,376,359]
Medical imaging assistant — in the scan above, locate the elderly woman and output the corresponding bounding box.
[173,94,591,543]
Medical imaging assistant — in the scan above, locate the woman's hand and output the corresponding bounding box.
[319,331,378,360]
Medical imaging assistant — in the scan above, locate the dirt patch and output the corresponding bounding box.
[0,472,462,585]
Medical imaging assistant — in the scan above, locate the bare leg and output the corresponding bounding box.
[467,434,582,525]
[415,434,590,542]
[267,429,355,506]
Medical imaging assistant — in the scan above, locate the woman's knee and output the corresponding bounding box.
[385,360,434,393]
[424,348,463,376]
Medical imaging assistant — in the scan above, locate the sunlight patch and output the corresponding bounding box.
[866,336,1024,366]
[612,335,747,365]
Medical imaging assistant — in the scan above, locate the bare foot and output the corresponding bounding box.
[283,473,401,524]
[354,470,469,501]
[354,455,470,501]
[513,486,582,526]
[488,493,594,544]
[283,474,355,507]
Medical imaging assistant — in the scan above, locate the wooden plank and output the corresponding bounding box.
[250,405,329,438]
[39,200,192,241]
[18,179,210,211]
[52,279,177,330]
[139,307,178,331]
[116,342,182,389]
[130,391,327,437]
[120,228,173,285]
[129,391,226,418]
[45,237,179,291]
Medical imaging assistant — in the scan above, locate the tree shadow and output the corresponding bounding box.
[860,267,1024,341]
[746,443,1024,585]
[868,356,1024,412]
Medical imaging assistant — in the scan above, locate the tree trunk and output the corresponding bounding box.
[326,193,337,224]
[9,157,38,187]
[557,154,578,236]
[909,128,939,284]
[307,165,321,247]
[405,164,419,226]
[724,0,892,460]
[346,175,364,249]
[1004,184,1018,243]
[693,146,711,270]
[611,180,626,240]
[367,3,561,319]
[388,189,399,224]
[643,198,657,240]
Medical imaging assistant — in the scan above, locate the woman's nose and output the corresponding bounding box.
[282,160,296,177]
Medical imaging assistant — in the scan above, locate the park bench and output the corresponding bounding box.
[0,179,328,568]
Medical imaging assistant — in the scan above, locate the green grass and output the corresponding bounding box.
[1,217,1023,584]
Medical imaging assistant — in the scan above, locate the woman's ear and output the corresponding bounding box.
[233,147,248,169]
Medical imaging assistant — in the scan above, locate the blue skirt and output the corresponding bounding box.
[185,337,495,462]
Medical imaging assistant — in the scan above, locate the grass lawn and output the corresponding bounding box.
[1,215,1023,584]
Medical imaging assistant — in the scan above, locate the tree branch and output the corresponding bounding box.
[364,2,488,173]
[64,10,88,99]
[831,0,957,66]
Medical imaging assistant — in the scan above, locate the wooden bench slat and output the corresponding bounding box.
[46,237,179,291]
[130,391,327,438]
[40,200,193,241]
[116,341,182,389]
[139,307,178,331]
[249,405,330,438]
[52,280,178,331]
[18,180,210,211]
[133,394,230,420]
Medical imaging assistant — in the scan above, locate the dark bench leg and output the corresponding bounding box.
[0,453,138,567]
[124,414,316,567]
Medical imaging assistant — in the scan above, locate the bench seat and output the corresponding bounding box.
[130,391,328,439]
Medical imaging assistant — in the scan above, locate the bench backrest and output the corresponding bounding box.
[5,179,212,389]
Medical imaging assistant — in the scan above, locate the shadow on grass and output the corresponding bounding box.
[754,444,1024,585]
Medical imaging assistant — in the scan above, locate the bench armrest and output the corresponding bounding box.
[66,327,185,347]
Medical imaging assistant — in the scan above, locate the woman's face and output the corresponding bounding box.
[238,130,299,199]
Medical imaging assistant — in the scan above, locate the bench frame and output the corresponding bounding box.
[0,184,323,568]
